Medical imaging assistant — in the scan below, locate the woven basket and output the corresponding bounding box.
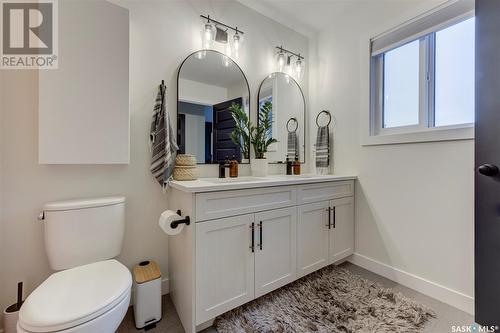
[173,165,198,181]
[175,154,197,166]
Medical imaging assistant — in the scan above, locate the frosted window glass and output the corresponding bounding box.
[435,17,475,127]
[383,40,420,128]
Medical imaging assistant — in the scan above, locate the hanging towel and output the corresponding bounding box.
[315,125,330,174]
[287,131,298,160]
[150,83,178,189]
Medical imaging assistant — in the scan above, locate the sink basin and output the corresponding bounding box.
[205,177,267,184]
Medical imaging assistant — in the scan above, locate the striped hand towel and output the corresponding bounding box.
[150,84,178,189]
[287,131,298,160]
[315,125,330,174]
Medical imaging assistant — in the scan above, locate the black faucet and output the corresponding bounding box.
[219,159,230,178]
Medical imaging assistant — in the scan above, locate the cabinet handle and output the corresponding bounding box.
[333,207,336,229]
[250,222,255,252]
[326,207,331,229]
[259,221,263,250]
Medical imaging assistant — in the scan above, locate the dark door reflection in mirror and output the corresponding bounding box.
[177,50,250,164]
[258,72,306,164]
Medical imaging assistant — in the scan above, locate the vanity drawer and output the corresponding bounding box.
[297,181,354,204]
[196,186,297,221]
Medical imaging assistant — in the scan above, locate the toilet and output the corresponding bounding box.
[17,197,132,333]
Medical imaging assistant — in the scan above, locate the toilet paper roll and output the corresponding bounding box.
[159,210,185,236]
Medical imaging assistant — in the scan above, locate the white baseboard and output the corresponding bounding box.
[129,277,169,306]
[348,253,474,315]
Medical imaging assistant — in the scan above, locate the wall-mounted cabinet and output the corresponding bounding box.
[38,0,129,164]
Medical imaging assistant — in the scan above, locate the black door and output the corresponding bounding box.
[213,98,242,163]
[177,114,186,154]
[475,0,500,325]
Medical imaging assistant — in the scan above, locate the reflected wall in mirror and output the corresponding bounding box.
[258,72,306,164]
[177,50,250,164]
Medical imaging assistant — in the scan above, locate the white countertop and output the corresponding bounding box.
[170,174,357,193]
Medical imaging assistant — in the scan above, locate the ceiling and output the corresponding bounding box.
[237,0,440,37]
[180,51,246,88]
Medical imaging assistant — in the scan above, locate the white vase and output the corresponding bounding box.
[250,158,268,177]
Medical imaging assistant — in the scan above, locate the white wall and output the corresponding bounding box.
[0,70,5,325]
[308,0,474,313]
[0,0,309,327]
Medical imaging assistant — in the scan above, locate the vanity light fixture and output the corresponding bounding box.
[200,15,244,59]
[275,46,306,80]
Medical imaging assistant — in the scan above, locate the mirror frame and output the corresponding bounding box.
[257,72,306,164]
[176,49,251,164]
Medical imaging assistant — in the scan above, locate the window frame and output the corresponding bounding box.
[366,11,475,145]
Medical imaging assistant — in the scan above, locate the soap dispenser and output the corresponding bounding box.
[229,155,238,178]
[286,157,293,175]
[293,156,301,175]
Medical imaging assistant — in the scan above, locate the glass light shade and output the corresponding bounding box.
[276,50,285,72]
[295,57,305,80]
[233,33,241,58]
[285,55,293,76]
[203,22,215,49]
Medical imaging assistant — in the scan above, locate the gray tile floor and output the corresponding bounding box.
[117,262,474,333]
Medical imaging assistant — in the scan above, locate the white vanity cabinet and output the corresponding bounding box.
[167,176,355,333]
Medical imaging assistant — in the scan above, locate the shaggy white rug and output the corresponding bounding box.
[213,265,435,333]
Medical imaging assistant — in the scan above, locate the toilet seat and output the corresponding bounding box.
[18,260,132,333]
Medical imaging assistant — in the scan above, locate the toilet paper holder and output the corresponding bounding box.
[171,210,190,229]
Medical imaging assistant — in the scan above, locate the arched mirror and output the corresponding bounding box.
[258,72,306,164]
[177,50,250,164]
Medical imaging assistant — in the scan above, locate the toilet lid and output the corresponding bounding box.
[19,260,132,332]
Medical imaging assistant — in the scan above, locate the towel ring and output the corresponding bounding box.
[286,117,298,133]
[316,110,331,127]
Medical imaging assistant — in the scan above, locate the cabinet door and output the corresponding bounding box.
[329,197,355,264]
[297,201,330,278]
[196,214,255,324]
[254,207,297,298]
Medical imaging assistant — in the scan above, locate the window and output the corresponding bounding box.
[383,40,420,128]
[369,0,475,143]
[434,18,475,127]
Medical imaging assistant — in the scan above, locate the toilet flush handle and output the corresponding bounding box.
[38,211,45,222]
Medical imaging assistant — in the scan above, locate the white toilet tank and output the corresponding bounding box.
[42,196,126,270]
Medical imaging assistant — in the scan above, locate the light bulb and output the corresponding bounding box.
[225,42,232,58]
[276,50,285,72]
[203,22,215,49]
[295,57,305,80]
